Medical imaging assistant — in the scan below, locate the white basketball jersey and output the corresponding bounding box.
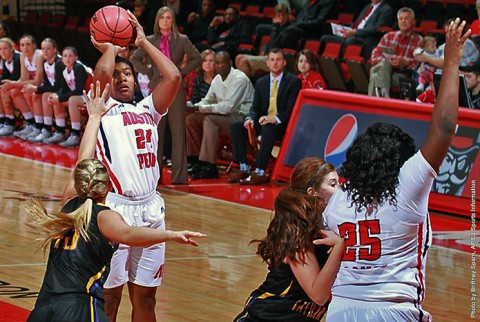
[62,67,76,91]
[25,49,40,80]
[43,59,57,86]
[96,95,164,197]
[324,151,435,303]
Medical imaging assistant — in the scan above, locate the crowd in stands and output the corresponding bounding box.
[0,0,479,186]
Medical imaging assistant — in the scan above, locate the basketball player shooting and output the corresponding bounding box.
[90,10,182,322]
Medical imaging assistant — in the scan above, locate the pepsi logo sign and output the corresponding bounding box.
[324,114,358,168]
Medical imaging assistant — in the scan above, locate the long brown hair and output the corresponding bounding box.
[25,159,110,252]
[153,6,179,39]
[253,158,335,270]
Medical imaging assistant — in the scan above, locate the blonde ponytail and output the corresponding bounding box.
[25,159,110,253]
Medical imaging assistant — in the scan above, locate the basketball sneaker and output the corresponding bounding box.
[60,134,80,148]
[21,127,41,140]
[13,124,35,138]
[29,128,52,142]
[43,132,66,144]
[0,124,14,136]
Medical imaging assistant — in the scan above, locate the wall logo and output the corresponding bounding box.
[324,114,358,168]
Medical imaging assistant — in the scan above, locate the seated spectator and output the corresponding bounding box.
[187,48,215,106]
[235,3,293,77]
[460,62,480,109]
[296,49,326,89]
[228,48,302,185]
[185,0,218,50]
[206,7,250,60]
[252,3,294,52]
[186,51,254,179]
[3,35,44,139]
[43,46,88,147]
[276,0,337,51]
[0,37,20,136]
[414,19,480,75]
[367,7,422,97]
[320,0,394,60]
[24,38,63,142]
[413,36,438,93]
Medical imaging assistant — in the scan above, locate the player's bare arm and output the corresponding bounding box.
[61,81,110,206]
[421,18,471,172]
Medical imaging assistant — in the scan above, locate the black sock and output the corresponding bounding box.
[25,118,35,125]
[4,118,14,126]
[55,126,65,134]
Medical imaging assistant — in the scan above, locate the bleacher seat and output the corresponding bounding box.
[262,6,275,19]
[327,13,354,26]
[5,10,38,40]
[45,14,65,48]
[319,42,350,91]
[61,15,80,50]
[237,35,257,55]
[30,12,52,44]
[304,39,321,56]
[343,45,369,94]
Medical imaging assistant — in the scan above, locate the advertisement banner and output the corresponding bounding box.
[272,90,480,218]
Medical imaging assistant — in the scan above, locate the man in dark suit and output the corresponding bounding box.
[228,48,302,185]
[207,6,250,59]
[320,0,394,59]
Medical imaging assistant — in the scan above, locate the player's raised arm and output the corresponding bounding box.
[128,10,181,114]
[421,18,471,171]
[61,82,111,206]
[91,39,124,98]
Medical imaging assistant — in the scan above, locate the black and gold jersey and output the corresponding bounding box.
[36,197,118,303]
[234,245,330,322]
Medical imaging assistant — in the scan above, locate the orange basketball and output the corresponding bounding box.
[90,6,135,47]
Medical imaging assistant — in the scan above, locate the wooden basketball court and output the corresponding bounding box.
[0,142,477,322]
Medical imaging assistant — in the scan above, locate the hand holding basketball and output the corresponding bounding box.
[126,9,146,48]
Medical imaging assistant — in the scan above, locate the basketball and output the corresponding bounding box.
[90,6,135,47]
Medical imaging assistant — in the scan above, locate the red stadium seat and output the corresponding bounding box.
[320,42,350,91]
[304,39,321,55]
